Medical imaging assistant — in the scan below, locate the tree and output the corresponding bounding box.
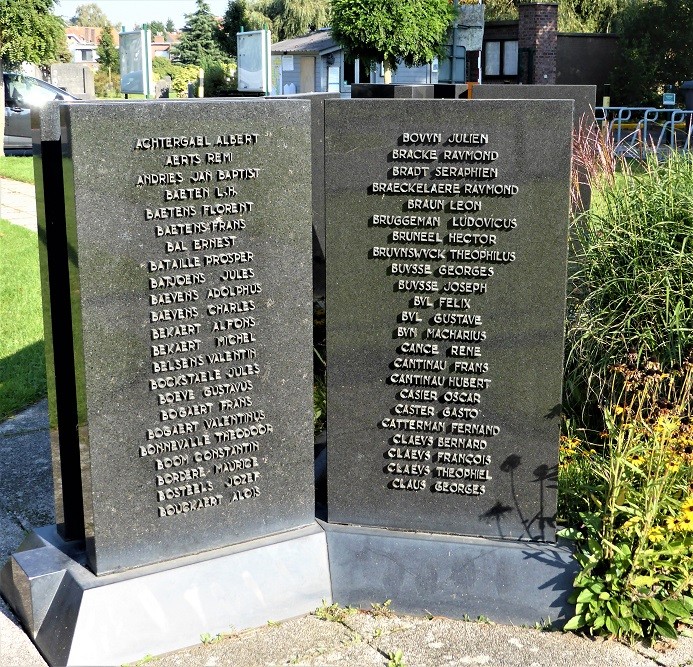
[173,0,224,65]
[558,0,623,32]
[148,20,167,36]
[0,0,69,155]
[152,56,201,96]
[330,0,455,83]
[70,2,111,27]
[218,0,248,56]
[272,0,330,40]
[483,0,518,22]
[482,0,623,32]
[611,0,693,105]
[241,0,329,41]
[165,19,176,33]
[96,23,119,86]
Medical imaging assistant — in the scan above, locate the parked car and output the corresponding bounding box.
[4,72,78,151]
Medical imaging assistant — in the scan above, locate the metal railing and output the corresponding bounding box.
[595,106,693,156]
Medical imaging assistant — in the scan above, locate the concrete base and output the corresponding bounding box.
[0,523,332,666]
[322,521,578,626]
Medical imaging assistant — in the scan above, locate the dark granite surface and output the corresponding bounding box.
[325,99,572,542]
[472,84,596,128]
[33,104,84,541]
[277,92,339,296]
[324,522,578,625]
[57,99,314,574]
[351,84,436,99]
[434,84,469,99]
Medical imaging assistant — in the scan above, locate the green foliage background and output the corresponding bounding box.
[0,0,69,68]
[330,0,455,71]
[174,0,225,65]
[611,0,693,106]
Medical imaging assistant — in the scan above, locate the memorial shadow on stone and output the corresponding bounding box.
[481,455,558,542]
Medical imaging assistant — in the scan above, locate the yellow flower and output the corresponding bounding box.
[666,516,678,531]
[622,516,641,530]
[681,496,693,515]
[648,526,665,543]
[613,405,625,416]
[654,415,678,435]
[678,515,693,532]
[628,455,646,467]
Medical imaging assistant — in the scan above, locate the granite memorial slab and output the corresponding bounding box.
[434,83,469,99]
[32,102,84,541]
[323,97,575,622]
[2,97,332,665]
[471,84,596,129]
[60,99,316,574]
[351,84,436,99]
[275,92,340,297]
[325,98,572,541]
[2,523,330,666]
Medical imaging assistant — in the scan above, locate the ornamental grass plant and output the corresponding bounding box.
[560,128,693,642]
[565,132,693,428]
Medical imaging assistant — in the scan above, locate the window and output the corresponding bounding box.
[484,42,500,77]
[5,76,59,108]
[342,58,370,87]
[483,40,518,78]
[503,41,518,76]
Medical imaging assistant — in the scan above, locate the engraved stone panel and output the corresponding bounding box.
[471,85,595,129]
[325,99,572,541]
[58,99,313,574]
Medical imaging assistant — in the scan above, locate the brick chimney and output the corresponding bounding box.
[518,3,558,84]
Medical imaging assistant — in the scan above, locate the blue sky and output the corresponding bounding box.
[56,1,230,31]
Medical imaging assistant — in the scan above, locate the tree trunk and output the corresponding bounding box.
[383,57,393,85]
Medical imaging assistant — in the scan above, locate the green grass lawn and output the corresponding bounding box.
[0,156,35,184]
[0,219,46,420]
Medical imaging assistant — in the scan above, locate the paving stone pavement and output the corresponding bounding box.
[0,177,37,231]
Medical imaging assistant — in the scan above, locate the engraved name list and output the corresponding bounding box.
[132,133,270,518]
[371,131,519,498]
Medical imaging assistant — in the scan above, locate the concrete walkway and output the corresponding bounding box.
[0,177,37,232]
[0,181,691,665]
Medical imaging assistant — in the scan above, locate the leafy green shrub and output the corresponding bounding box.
[313,375,326,435]
[565,147,693,426]
[152,56,200,97]
[313,301,326,435]
[201,58,237,97]
[94,69,120,98]
[561,361,693,641]
[557,426,599,530]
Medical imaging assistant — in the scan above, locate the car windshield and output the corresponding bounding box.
[5,75,60,107]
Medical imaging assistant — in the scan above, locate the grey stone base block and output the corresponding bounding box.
[0,523,332,666]
[322,521,578,626]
